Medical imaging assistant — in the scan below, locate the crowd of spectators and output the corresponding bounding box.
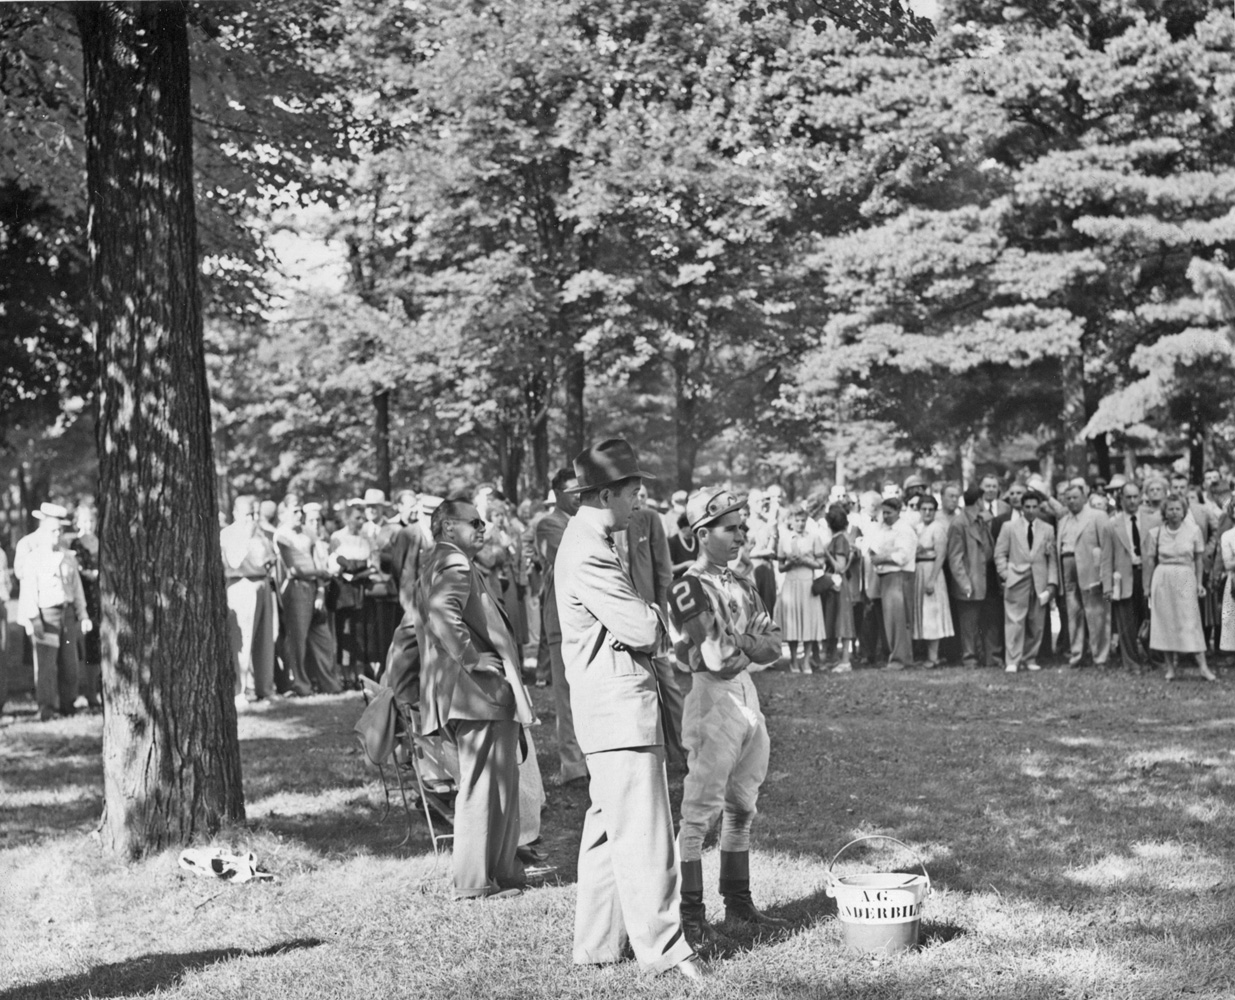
[4,463,1231,721]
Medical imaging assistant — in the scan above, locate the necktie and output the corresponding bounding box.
[1026,521,1034,550]
[1131,516,1141,557]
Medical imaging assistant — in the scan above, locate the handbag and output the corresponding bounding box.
[811,571,842,596]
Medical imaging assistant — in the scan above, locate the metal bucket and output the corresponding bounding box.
[824,835,931,955]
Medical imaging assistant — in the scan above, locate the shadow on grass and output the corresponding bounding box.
[0,939,324,1000]
[253,798,440,858]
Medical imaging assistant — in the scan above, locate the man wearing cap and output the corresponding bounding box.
[902,475,928,530]
[555,438,703,981]
[534,469,587,784]
[417,497,534,899]
[16,503,91,720]
[670,488,786,955]
[869,497,917,669]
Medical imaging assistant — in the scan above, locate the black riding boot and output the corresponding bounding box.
[680,858,725,957]
[720,850,790,929]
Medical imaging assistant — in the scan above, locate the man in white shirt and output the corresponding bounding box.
[17,503,91,720]
[870,497,917,670]
[274,501,341,696]
[221,495,278,703]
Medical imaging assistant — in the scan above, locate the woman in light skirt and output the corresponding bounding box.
[775,504,827,673]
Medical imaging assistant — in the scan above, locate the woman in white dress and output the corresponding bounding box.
[912,495,954,668]
[775,504,827,673]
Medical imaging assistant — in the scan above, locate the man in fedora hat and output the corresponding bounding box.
[670,488,786,956]
[554,438,703,981]
[16,503,91,720]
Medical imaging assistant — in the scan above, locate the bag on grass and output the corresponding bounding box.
[178,849,276,883]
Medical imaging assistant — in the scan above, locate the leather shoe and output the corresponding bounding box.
[673,956,708,982]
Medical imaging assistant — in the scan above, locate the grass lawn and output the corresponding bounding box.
[3,664,1234,999]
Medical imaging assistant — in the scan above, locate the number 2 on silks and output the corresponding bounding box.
[669,576,710,629]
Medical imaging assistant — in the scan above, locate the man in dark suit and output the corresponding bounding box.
[947,487,1002,667]
[994,490,1057,672]
[555,438,703,981]
[417,498,536,900]
[1102,482,1149,672]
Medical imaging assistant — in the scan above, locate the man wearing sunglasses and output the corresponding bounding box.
[416,498,536,900]
[670,489,787,955]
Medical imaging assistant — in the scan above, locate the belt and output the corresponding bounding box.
[1061,553,1076,559]
[227,575,269,582]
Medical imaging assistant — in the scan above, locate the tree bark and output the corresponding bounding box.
[1060,351,1089,478]
[1093,431,1111,482]
[78,2,244,858]
[1189,415,1205,484]
[527,391,550,500]
[373,389,391,494]
[562,348,586,461]
[672,356,697,493]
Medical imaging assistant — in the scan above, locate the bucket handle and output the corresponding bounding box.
[826,835,931,896]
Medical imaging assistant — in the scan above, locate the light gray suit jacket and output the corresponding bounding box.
[555,505,667,755]
[995,518,1058,597]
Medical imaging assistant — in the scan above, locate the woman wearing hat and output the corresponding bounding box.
[775,503,827,673]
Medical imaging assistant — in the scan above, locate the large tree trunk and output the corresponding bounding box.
[1093,431,1111,483]
[562,348,586,461]
[527,387,550,500]
[672,357,697,493]
[1060,351,1088,478]
[373,389,391,494]
[78,2,245,858]
[1189,415,1205,484]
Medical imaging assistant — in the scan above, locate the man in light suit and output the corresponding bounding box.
[555,438,703,981]
[994,490,1057,673]
[1057,483,1112,668]
[947,487,1002,667]
[1102,481,1149,672]
[417,499,536,900]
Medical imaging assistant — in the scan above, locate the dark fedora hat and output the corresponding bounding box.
[565,438,657,494]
